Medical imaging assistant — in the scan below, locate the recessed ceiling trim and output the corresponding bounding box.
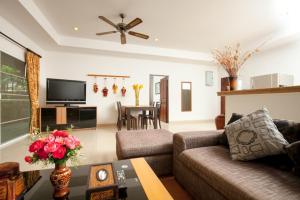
[60,36,212,61]
[18,0,212,62]
[18,0,300,61]
[19,0,61,45]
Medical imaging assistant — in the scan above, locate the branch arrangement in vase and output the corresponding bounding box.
[212,43,259,77]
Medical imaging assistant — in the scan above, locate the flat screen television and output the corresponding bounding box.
[46,78,86,106]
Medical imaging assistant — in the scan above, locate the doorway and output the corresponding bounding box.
[149,74,169,123]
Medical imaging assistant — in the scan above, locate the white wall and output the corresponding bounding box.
[231,40,300,89]
[41,51,220,124]
[225,93,300,123]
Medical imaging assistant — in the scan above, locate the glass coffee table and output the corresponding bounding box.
[23,158,173,200]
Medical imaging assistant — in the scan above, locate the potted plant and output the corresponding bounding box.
[25,130,81,199]
[212,43,258,90]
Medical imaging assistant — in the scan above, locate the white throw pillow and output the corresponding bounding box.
[225,108,288,161]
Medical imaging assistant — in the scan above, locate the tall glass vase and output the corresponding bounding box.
[135,91,140,106]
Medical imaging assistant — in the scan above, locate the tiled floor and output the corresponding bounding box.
[0,121,215,171]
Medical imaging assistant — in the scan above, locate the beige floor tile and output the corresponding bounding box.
[0,121,215,171]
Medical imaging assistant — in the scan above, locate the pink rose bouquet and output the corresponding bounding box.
[25,130,81,165]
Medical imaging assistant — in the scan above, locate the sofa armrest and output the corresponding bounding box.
[173,130,223,158]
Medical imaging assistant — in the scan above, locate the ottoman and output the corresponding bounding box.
[116,129,173,176]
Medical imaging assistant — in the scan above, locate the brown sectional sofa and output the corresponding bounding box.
[116,129,173,176]
[174,130,300,200]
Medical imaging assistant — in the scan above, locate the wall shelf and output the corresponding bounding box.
[87,74,130,78]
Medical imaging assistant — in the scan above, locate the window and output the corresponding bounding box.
[0,51,30,144]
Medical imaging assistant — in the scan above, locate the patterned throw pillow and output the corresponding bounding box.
[225,108,289,161]
[219,113,244,146]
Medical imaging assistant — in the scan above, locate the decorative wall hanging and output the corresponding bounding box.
[121,87,126,97]
[121,78,126,97]
[102,78,108,97]
[93,77,99,93]
[112,78,118,94]
[87,74,130,97]
[133,84,143,106]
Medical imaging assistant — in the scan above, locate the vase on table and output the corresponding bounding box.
[25,130,81,200]
[133,84,143,106]
[229,76,238,91]
[50,162,72,199]
[135,92,140,106]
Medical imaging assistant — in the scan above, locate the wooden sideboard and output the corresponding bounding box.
[39,106,97,132]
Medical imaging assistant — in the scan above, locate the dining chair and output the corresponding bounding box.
[140,102,161,129]
[152,102,162,129]
[116,101,137,130]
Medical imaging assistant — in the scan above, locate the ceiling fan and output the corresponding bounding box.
[96,13,149,45]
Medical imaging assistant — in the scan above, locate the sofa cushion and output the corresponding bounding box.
[220,116,300,146]
[178,146,300,200]
[225,108,288,161]
[285,141,300,176]
[116,129,173,158]
[273,119,300,143]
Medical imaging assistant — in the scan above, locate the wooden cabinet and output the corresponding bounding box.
[40,107,97,132]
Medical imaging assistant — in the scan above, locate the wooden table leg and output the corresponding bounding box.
[126,108,131,130]
[153,108,158,129]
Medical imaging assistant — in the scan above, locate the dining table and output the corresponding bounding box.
[122,105,158,130]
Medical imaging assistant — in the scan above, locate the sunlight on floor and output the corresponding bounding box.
[0,121,215,171]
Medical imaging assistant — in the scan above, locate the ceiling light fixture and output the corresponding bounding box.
[154,38,159,42]
[74,27,79,31]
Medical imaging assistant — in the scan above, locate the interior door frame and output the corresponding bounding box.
[149,74,169,123]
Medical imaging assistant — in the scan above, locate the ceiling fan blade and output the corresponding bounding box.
[121,32,126,44]
[128,31,149,39]
[96,31,117,36]
[98,16,117,28]
[125,18,143,30]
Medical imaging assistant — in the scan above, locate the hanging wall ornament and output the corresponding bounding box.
[102,78,108,97]
[93,77,98,93]
[121,78,126,97]
[112,78,118,94]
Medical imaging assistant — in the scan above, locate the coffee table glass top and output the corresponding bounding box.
[23,160,149,200]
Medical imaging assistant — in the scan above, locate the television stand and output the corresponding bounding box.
[39,106,97,132]
[55,104,79,108]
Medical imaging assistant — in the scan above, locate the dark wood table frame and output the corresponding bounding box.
[123,106,158,130]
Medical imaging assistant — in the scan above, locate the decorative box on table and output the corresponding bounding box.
[86,163,118,200]
[0,162,26,200]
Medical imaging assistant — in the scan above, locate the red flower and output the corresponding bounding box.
[44,142,61,153]
[37,149,48,160]
[25,156,32,163]
[52,130,69,138]
[29,140,45,153]
[52,146,67,159]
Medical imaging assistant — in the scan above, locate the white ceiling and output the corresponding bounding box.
[33,0,284,52]
[1,0,299,61]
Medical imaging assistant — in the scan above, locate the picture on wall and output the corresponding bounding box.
[155,82,160,94]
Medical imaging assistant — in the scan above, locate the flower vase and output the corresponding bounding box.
[229,76,238,91]
[135,92,140,106]
[50,162,71,199]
